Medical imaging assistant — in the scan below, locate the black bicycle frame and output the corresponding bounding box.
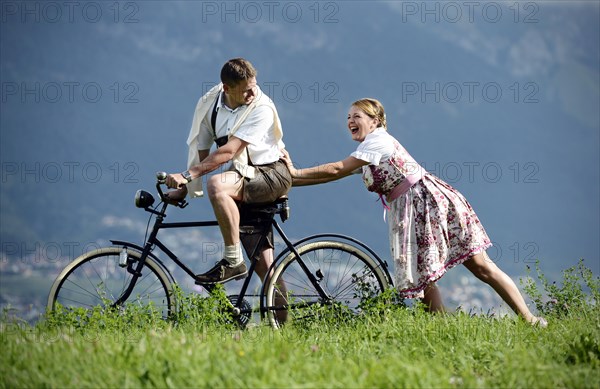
[114,198,332,312]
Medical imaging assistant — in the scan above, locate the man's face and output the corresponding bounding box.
[223,77,257,108]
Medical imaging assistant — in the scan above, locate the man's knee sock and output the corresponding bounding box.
[223,242,243,266]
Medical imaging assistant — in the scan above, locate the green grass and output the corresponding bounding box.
[1,261,599,388]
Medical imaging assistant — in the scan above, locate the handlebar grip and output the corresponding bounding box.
[156,171,167,184]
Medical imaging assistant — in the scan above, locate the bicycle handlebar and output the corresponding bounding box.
[154,171,291,220]
[156,171,188,209]
[156,171,168,184]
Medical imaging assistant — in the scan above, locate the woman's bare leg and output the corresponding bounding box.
[463,251,546,326]
[421,282,445,313]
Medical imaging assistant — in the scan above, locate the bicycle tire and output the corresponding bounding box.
[263,240,391,328]
[47,247,175,319]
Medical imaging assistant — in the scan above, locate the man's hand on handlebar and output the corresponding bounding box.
[166,173,188,189]
[155,172,188,208]
[165,187,188,205]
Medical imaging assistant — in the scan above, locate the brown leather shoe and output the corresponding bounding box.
[195,259,248,285]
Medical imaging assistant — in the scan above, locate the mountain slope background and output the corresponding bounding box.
[1,1,598,318]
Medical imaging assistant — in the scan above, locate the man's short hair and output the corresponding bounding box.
[220,58,257,87]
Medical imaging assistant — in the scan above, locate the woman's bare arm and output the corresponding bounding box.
[281,150,368,186]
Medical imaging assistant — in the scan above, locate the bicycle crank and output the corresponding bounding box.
[227,295,252,329]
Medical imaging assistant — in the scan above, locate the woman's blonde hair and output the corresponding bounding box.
[352,98,387,129]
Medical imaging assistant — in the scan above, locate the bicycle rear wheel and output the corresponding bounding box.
[47,247,175,319]
[263,240,391,328]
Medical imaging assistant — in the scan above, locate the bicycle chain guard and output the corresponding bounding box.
[227,295,252,329]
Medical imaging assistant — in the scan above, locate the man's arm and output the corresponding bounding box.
[164,149,214,202]
[166,137,248,189]
[188,136,248,178]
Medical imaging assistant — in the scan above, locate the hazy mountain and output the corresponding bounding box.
[1,1,598,317]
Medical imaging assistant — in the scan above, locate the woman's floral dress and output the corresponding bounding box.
[355,129,492,298]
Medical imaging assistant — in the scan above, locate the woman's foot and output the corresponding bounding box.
[531,316,548,328]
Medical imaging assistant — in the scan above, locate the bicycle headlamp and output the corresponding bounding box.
[135,190,155,209]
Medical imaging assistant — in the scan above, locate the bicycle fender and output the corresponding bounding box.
[269,233,392,282]
[259,234,393,308]
[109,240,175,284]
[110,240,147,254]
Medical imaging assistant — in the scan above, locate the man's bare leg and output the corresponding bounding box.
[207,172,244,246]
[194,172,247,284]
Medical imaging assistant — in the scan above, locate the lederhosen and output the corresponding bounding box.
[209,95,276,262]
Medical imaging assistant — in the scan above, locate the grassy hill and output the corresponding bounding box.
[1,261,598,388]
[2,307,598,388]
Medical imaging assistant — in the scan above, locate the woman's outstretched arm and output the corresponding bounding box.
[281,150,368,186]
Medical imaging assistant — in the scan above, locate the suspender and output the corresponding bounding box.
[210,94,219,142]
[210,93,254,165]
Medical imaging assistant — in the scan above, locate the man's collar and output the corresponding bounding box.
[217,92,245,114]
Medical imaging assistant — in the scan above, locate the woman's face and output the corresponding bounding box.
[347,105,378,142]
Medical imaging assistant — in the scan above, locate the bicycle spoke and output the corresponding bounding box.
[332,266,373,299]
[266,240,390,328]
[61,278,104,302]
[57,296,97,309]
[49,248,173,319]
[63,272,107,306]
[136,271,164,298]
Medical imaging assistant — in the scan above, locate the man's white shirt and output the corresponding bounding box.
[197,88,284,165]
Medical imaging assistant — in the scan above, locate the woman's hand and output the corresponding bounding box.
[280,149,298,177]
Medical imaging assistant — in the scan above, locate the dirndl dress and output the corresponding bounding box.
[354,129,492,298]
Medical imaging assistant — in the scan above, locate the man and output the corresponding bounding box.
[166,58,291,284]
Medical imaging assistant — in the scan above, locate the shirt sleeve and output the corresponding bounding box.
[231,105,274,145]
[350,131,394,165]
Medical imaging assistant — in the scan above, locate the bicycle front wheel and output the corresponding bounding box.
[264,240,391,328]
[47,247,175,319]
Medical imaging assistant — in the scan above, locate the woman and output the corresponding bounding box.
[282,98,546,326]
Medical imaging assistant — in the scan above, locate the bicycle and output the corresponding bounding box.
[47,172,393,328]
